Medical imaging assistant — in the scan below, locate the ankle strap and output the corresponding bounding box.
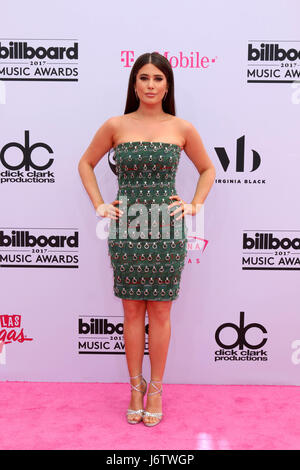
[130,373,142,379]
[129,374,145,393]
[148,379,163,396]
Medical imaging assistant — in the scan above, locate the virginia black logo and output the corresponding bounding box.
[215,135,261,172]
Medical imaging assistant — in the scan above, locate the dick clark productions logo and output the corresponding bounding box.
[214,311,268,362]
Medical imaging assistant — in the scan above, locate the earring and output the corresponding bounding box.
[135,90,139,100]
[163,91,168,101]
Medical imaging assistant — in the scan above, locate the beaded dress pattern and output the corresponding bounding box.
[108,141,188,301]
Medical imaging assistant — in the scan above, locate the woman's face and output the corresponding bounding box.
[135,63,168,104]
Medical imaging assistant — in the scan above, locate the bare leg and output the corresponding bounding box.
[122,299,147,422]
[143,299,173,424]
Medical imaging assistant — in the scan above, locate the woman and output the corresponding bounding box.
[78,52,216,427]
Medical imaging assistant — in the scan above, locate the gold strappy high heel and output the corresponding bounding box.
[126,373,147,424]
[143,379,163,427]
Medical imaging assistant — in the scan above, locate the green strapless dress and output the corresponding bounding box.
[108,141,188,301]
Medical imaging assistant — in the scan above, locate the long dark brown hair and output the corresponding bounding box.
[124,52,176,116]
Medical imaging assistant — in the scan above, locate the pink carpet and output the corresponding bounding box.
[0,381,299,450]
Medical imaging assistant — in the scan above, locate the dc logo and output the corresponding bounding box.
[215,311,267,350]
[0,130,54,171]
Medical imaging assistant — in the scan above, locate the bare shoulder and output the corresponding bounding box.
[104,114,123,129]
[172,116,193,146]
[177,119,215,173]
[78,115,126,168]
[175,116,193,132]
[101,115,124,141]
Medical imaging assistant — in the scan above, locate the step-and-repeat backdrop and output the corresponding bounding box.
[1,0,299,384]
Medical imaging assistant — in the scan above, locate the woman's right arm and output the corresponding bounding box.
[78,117,123,219]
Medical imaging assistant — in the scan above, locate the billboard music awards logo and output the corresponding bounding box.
[0,39,78,81]
[242,231,300,270]
[0,229,79,268]
[77,316,149,355]
[0,130,55,184]
[214,312,268,362]
[0,314,33,365]
[247,41,300,83]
